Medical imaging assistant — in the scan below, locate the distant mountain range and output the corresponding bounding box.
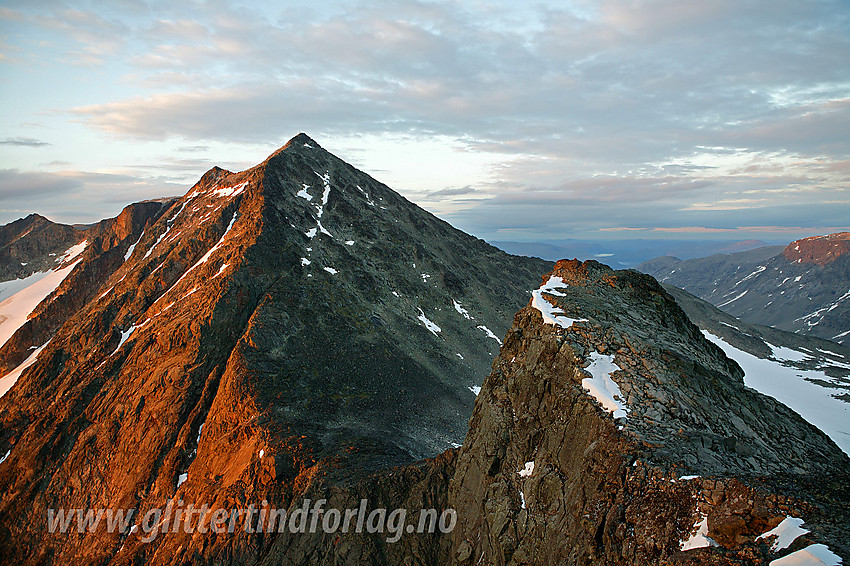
[491,238,774,267]
[638,233,850,345]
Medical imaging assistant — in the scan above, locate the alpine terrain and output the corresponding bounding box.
[638,234,850,345]
[0,135,847,565]
[0,134,548,563]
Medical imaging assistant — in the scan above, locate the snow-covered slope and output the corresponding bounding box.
[664,283,850,457]
[0,241,87,349]
[702,330,849,455]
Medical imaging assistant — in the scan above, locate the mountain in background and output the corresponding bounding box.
[638,233,850,345]
[0,201,175,378]
[492,238,774,268]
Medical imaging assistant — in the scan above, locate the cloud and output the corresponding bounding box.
[0,168,182,224]
[413,185,478,202]
[3,0,849,240]
[0,169,80,198]
[0,137,50,146]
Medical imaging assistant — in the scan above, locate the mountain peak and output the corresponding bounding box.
[783,231,850,265]
[548,258,610,284]
[287,131,320,146]
[274,132,321,154]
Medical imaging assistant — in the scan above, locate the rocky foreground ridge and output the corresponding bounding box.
[448,260,848,565]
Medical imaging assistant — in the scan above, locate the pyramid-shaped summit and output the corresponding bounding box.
[0,133,549,564]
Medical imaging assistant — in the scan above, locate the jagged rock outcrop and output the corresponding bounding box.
[448,260,849,565]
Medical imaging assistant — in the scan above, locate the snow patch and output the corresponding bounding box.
[356,185,376,206]
[756,516,809,552]
[769,544,842,566]
[680,515,717,551]
[301,257,311,266]
[345,240,355,246]
[58,240,88,263]
[0,241,87,349]
[735,265,766,286]
[111,319,150,356]
[718,290,748,308]
[0,449,9,465]
[212,181,248,198]
[0,340,50,399]
[177,473,188,488]
[296,184,313,201]
[469,385,481,396]
[477,325,503,345]
[323,267,338,275]
[702,330,850,456]
[304,175,334,239]
[518,461,535,477]
[452,299,472,319]
[531,276,587,329]
[124,232,144,261]
[171,213,237,288]
[143,229,170,259]
[767,343,810,363]
[417,308,441,335]
[581,352,629,419]
[0,270,51,302]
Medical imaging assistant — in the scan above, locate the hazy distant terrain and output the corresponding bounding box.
[491,239,775,267]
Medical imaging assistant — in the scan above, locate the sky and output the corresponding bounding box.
[1,0,849,243]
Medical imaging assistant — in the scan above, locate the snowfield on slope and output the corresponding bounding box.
[0,241,87,349]
[0,341,50,398]
[702,330,849,456]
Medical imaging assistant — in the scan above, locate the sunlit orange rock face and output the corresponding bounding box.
[783,232,850,265]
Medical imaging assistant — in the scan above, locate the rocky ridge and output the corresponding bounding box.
[1,136,847,565]
[448,260,849,565]
[783,233,850,266]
